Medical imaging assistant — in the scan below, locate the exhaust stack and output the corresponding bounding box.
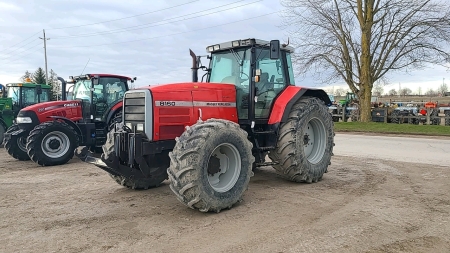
[189,49,198,83]
[57,77,67,101]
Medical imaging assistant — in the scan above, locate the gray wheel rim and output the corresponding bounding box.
[41,131,70,158]
[207,143,241,193]
[18,137,27,152]
[303,117,327,164]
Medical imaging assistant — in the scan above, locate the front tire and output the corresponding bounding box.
[168,119,254,213]
[268,96,334,183]
[4,124,30,161]
[26,121,79,166]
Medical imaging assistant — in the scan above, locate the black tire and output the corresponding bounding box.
[268,96,334,183]
[167,118,254,213]
[108,110,122,131]
[390,110,400,124]
[26,121,79,166]
[350,108,359,122]
[4,124,30,161]
[332,116,340,122]
[445,111,450,126]
[430,109,440,125]
[0,123,6,146]
[101,123,169,190]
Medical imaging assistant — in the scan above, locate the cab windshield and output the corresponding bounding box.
[7,86,50,106]
[208,48,251,87]
[72,77,128,106]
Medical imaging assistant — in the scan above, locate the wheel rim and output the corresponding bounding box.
[17,137,27,152]
[207,143,241,193]
[303,117,327,164]
[41,131,70,158]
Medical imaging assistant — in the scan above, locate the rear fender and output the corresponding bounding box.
[106,102,123,125]
[268,86,331,125]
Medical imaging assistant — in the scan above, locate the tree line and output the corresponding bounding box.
[20,67,62,101]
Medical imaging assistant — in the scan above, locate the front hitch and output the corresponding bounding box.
[74,146,121,176]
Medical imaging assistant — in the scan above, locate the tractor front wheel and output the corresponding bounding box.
[26,121,79,166]
[4,124,30,161]
[168,119,254,213]
[268,96,334,183]
[445,111,450,126]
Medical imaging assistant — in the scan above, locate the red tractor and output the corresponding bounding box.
[3,74,135,166]
[76,38,335,213]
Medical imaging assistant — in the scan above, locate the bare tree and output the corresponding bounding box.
[399,87,412,96]
[417,86,422,95]
[280,0,450,121]
[388,88,397,96]
[372,82,384,96]
[437,82,448,96]
[425,88,437,96]
[334,87,345,96]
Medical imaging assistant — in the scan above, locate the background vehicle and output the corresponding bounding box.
[3,74,135,166]
[75,38,335,213]
[0,79,51,144]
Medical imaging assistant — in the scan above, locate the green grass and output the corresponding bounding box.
[334,122,450,136]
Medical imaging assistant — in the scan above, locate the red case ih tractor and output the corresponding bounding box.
[76,38,335,213]
[3,74,135,166]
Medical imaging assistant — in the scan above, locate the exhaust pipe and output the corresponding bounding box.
[189,49,198,83]
[57,77,67,101]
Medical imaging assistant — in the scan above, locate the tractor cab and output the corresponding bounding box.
[70,74,136,122]
[203,39,296,123]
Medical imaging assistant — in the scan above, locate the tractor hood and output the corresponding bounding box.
[22,100,82,114]
[17,100,83,127]
[138,82,236,93]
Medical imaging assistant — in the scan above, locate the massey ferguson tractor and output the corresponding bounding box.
[3,73,135,166]
[75,38,335,213]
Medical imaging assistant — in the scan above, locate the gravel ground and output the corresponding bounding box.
[0,134,449,253]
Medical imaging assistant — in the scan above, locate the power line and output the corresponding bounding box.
[47,0,200,30]
[51,0,256,40]
[52,11,280,49]
[0,31,41,54]
[0,42,42,62]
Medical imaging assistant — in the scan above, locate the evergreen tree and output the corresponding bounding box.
[32,67,46,84]
[20,70,32,82]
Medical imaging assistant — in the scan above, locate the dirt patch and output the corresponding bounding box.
[0,150,449,253]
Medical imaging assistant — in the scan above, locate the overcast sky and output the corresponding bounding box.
[0,0,449,93]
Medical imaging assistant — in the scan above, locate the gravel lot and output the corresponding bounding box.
[1,133,449,253]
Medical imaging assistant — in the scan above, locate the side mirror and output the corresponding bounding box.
[269,40,280,59]
[36,84,42,95]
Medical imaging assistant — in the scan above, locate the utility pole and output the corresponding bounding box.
[39,29,50,85]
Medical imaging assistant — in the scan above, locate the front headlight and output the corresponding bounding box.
[16,117,32,124]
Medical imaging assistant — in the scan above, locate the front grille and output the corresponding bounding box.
[124,92,145,132]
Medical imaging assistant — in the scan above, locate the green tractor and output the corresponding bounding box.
[0,80,51,144]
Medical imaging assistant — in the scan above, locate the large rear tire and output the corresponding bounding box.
[26,121,79,166]
[0,123,6,146]
[4,124,30,161]
[101,124,169,190]
[445,111,450,126]
[168,119,254,213]
[268,96,334,183]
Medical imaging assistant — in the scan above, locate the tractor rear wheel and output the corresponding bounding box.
[4,124,30,161]
[390,110,400,124]
[102,124,169,190]
[430,109,440,125]
[268,96,334,183]
[168,119,254,213]
[26,121,79,166]
[0,123,6,146]
[445,111,450,126]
